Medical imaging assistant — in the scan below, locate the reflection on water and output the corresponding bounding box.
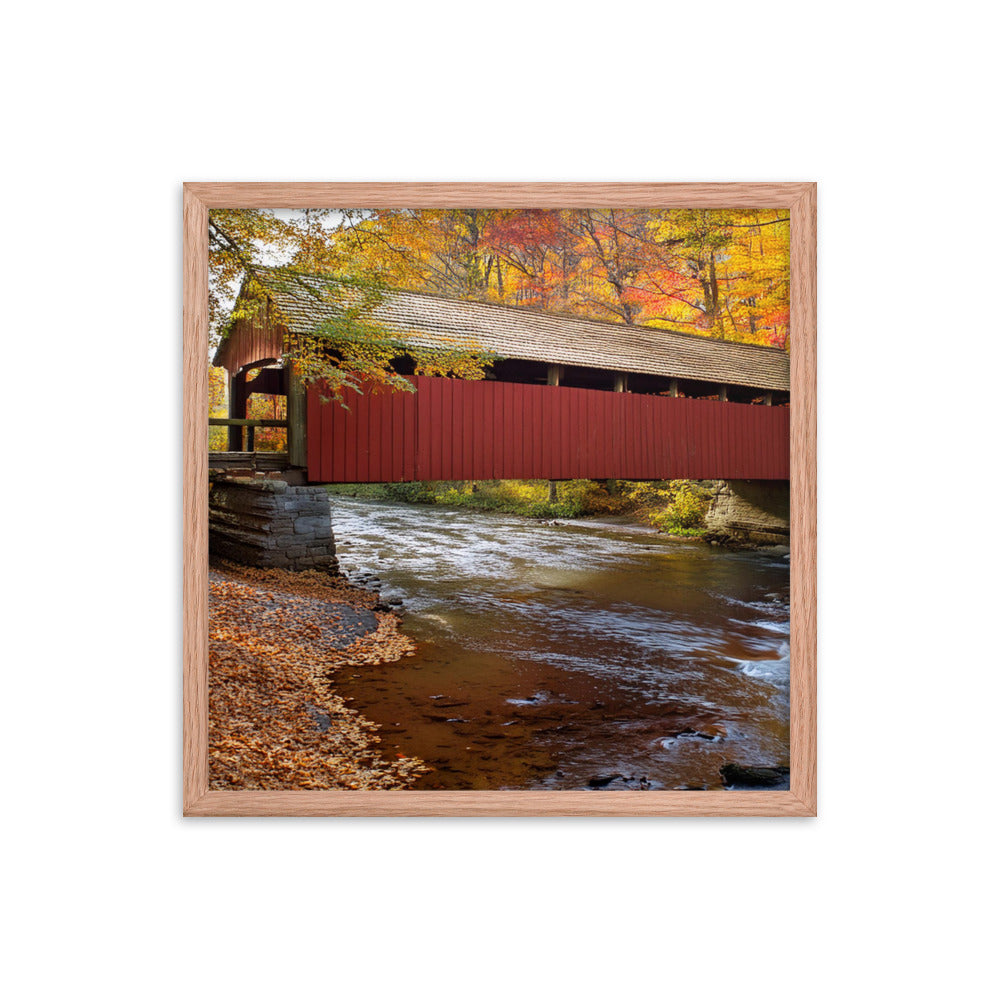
[331,497,790,790]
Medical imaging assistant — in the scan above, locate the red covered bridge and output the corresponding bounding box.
[212,269,790,484]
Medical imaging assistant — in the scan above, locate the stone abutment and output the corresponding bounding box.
[703,479,790,548]
[209,478,338,573]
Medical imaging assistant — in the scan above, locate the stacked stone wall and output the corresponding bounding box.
[209,479,338,573]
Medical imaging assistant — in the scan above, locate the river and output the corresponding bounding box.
[330,496,790,791]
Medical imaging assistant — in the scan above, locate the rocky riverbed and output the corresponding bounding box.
[208,560,427,790]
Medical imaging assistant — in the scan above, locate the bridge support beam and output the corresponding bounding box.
[286,363,307,468]
[209,478,338,573]
[227,370,248,451]
[703,479,790,548]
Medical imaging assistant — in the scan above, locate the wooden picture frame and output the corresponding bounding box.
[184,182,816,817]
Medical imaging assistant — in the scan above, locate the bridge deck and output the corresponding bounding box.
[209,451,290,471]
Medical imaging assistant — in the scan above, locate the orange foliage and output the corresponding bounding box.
[325,208,790,348]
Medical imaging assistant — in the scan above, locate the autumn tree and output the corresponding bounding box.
[209,209,495,404]
[641,209,790,344]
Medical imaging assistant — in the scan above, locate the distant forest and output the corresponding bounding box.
[210,208,790,350]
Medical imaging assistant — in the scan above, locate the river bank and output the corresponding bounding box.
[327,478,715,537]
[208,559,427,790]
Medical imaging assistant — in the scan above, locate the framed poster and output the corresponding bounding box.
[183,182,816,816]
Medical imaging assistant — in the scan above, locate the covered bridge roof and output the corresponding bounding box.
[216,268,790,392]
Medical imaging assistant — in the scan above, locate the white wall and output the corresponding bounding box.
[5,2,995,997]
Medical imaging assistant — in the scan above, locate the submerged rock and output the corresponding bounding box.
[676,722,727,741]
[587,773,625,788]
[720,763,790,789]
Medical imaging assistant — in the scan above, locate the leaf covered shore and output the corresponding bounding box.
[208,561,428,790]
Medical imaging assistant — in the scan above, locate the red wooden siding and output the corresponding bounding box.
[214,301,285,374]
[306,376,789,483]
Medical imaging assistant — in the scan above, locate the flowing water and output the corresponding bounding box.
[331,497,790,791]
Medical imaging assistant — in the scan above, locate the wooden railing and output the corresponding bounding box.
[209,417,287,452]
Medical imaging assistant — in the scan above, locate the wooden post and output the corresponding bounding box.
[547,365,563,502]
[613,372,628,393]
[669,379,679,398]
[764,391,773,407]
[287,363,307,467]
[228,370,248,451]
[718,385,729,402]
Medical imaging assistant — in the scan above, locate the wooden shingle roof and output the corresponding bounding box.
[237,268,790,392]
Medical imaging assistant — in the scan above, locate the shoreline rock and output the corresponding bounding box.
[703,480,790,549]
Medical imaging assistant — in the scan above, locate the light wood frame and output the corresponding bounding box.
[184,182,816,817]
